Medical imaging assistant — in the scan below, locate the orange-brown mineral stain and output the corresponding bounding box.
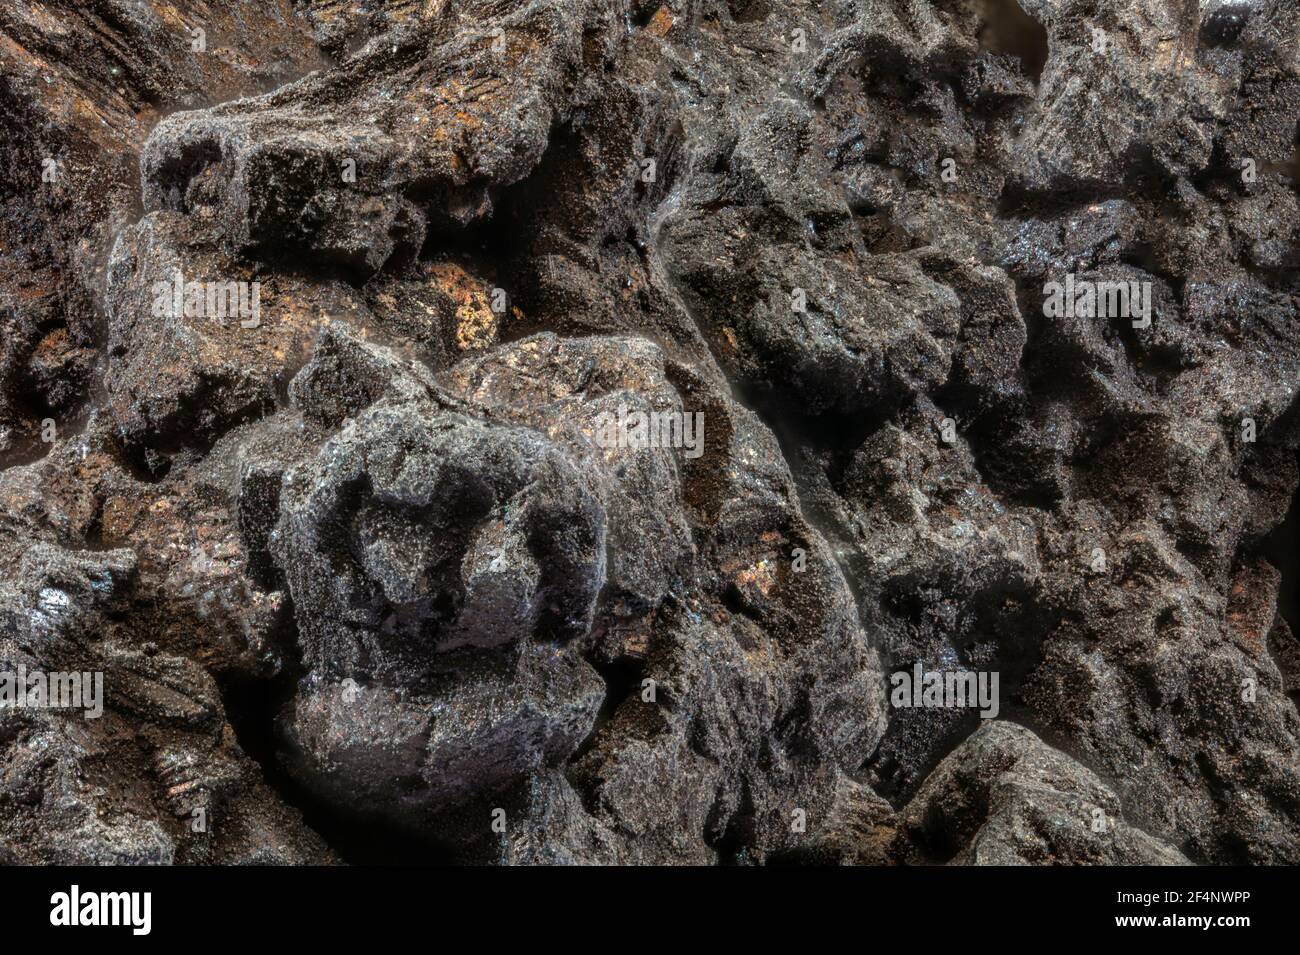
[428,262,500,350]
[646,7,675,38]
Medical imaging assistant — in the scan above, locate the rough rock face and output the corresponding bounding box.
[1,0,1297,865]
[810,722,1190,865]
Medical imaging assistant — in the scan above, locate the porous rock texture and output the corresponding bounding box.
[0,0,1297,865]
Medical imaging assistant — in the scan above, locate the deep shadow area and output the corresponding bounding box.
[220,668,457,865]
[980,0,1049,82]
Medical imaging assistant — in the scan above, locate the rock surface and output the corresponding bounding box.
[0,0,1297,864]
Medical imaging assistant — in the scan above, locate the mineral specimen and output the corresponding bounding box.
[1,0,1297,866]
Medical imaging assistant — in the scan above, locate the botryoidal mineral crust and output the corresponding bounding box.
[0,0,1297,865]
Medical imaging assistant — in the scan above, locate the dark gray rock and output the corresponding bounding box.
[895,722,1190,865]
[3,0,1298,867]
